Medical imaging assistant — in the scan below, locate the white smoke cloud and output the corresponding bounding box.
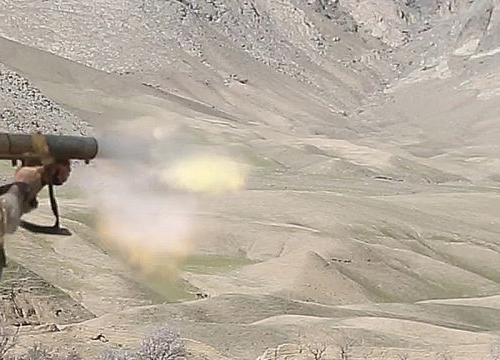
[72,121,247,278]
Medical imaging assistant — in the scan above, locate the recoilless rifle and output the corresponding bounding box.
[0,132,99,235]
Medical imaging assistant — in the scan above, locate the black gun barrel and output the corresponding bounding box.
[0,133,99,161]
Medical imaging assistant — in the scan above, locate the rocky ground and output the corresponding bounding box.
[0,0,500,359]
[0,63,91,135]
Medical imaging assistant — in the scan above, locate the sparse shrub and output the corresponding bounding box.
[137,325,186,360]
[17,343,51,360]
[395,352,409,360]
[0,324,19,360]
[0,327,81,360]
[307,342,327,360]
[1,323,187,360]
[97,348,136,360]
[335,331,356,360]
[14,344,82,360]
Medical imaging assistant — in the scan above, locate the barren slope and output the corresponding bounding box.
[1,0,500,359]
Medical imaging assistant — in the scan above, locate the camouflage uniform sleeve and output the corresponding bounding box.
[0,192,22,234]
[0,183,30,281]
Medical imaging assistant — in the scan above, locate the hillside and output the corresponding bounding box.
[0,0,500,359]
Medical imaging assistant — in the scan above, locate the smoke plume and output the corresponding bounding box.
[74,121,248,280]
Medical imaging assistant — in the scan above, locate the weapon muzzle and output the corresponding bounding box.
[0,133,99,162]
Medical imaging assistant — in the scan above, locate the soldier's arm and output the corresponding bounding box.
[13,166,45,214]
[12,161,71,213]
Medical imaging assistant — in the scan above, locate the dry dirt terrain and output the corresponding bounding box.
[1,0,500,359]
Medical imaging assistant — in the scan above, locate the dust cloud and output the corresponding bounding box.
[73,123,248,280]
